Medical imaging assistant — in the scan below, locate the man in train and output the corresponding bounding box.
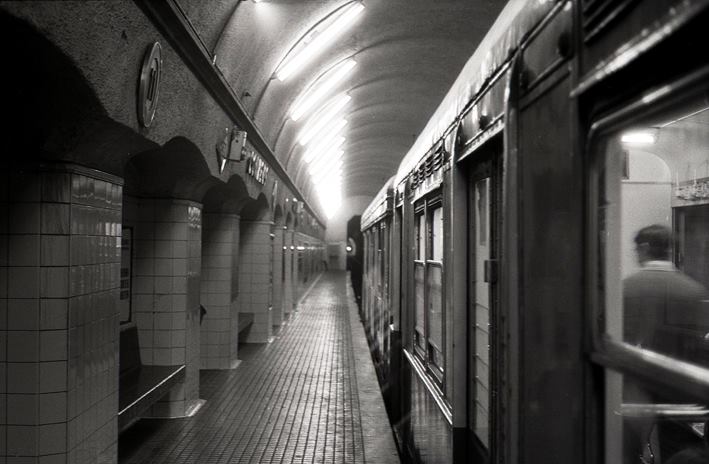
[623,224,709,360]
[622,224,709,462]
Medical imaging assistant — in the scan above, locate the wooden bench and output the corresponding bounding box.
[118,322,185,433]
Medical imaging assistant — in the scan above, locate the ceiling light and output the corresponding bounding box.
[276,2,364,81]
[621,131,656,145]
[305,134,345,165]
[310,151,344,177]
[298,94,350,145]
[290,59,356,121]
[313,164,343,186]
[313,161,343,183]
[303,120,347,163]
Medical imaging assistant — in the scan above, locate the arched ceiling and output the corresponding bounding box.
[181,0,505,203]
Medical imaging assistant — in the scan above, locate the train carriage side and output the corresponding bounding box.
[361,178,396,389]
[576,0,709,462]
[386,1,571,462]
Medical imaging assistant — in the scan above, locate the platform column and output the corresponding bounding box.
[0,163,122,464]
[200,213,240,369]
[238,220,274,343]
[282,229,295,316]
[124,198,202,418]
[271,225,285,327]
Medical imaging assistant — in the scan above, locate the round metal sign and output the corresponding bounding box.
[138,42,162,128]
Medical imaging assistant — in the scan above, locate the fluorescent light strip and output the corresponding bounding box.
[313,161,343,183]
[290,59,356,121]
[621,131,655,145]
[276,2,364,81]
[313,164,343,185]
[305,134,345,166]
[310,151,343,177]
[298,94,350,145]
[304,120,347,163]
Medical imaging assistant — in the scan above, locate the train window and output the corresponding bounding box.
[412,196,446,382]
[414,210,426,353]
[594,95,709,462]
[428,205,444,373]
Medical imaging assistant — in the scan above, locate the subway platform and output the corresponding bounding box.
[118,271,399,464]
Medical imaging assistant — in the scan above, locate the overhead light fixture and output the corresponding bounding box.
[621,131,656,145]
[305,132,345,165]
[290,59,356,121]
[275,2,364,81]
[298,94,350,145]
[309,151,343,177]
[313,161,343,183]
[303,120,347,163]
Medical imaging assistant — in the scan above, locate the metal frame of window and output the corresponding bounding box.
[587,64,709,401]
[413,191,446,385]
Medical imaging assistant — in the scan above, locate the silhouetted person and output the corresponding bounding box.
[622,224,709,463]
[624,224,709,359]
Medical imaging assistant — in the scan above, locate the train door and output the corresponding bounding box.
[466,141,501,462]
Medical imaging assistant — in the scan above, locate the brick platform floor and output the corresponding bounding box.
[119,271,399,463]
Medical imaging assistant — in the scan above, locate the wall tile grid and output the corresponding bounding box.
[238,221,273,343]
[271,228,284,327]
[199,213,239,370]
[0,165,122,464]
[124,198,201,418]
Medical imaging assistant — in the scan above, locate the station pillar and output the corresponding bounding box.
[200,213,240,369]
[282,229,295,317]
[271,225,285,327]
[124,198,202,418]
[238,220,274,343]
[0,163,122,463]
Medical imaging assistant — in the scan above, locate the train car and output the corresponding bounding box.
[361,178,396,398]
[361,0,709,463]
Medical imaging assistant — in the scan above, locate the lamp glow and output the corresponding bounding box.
[303,120,347,163]
[310,153,343,178]
[290,59,356,121]
[621,131,656,145]
[305,132,345,165]
[276,2,364,81]
[313,162,342,184]
[298,94,350,145]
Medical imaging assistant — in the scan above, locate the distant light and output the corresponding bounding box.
[346,246,352,252]
[290,245,295,250]
[297,246,306,251]
[309,148,344,174]
[303,120,347,163]
[290,59,356,121]
[276,2,365,81]
[621,131,656,145]
[304,130,345,164]
[298,94,350,145]
[310,154,343,178]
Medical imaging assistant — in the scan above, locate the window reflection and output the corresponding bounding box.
[600,102,709,463]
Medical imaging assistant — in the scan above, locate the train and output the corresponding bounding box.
[359,0,709,463]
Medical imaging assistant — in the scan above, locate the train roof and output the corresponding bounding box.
[361,175,395,231]
[394,0,556,186]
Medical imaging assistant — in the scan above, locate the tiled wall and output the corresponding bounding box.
[123,198,202,418]
[200,213,240,369]
[271,228,284,327]
[238,221,273,343]
[0,163,122,464]
[282,230,294,318]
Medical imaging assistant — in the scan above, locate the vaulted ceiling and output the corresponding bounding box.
[181,0,505,202]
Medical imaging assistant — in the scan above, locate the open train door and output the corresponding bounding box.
[461,134,503,463]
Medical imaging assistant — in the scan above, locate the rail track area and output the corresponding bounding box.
[119,271,398,464]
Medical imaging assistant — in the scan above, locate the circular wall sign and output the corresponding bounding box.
[138,42,162,128]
